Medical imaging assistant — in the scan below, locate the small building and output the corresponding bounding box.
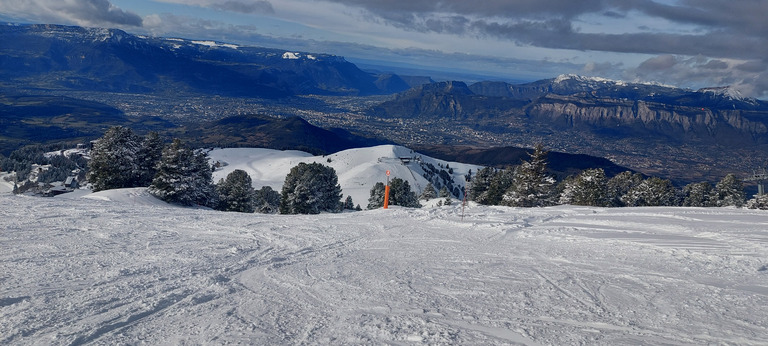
[64,176,79,189]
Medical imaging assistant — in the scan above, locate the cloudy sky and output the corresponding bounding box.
[1,0,767,98]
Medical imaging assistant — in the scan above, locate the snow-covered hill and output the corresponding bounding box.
[2,193,767,344]
[208,145,480,207]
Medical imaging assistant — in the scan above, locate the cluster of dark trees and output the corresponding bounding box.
[87,127,358,214]
[420,182,455,206]
[88,127,165,192]
[420,162,462,199]
[467,144,761,209]
[87,127,217,206]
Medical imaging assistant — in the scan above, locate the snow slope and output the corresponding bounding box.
[2,193,767,345]
[209,145,479,207]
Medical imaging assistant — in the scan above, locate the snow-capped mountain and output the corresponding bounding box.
[0,23,410,97]
[697,86,761,106]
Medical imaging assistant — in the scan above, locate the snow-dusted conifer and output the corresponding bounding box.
[560,168,609,206]
[88,126,142,191]
[502,144,556,207]
[254,186,280,214]
[148,139,214,206]
[714,174,745,207]
[469,167,494,203]
[389,177,421,208]
[479,167,513,205]
[558,175,576,205]
[367,182,386,209]
[682,182,715,207]
[215,169,255,213]
[420,182,437,200]
[746,194,768,210]
[279,162,342,214]
[136,131,164,186]
[438,185,450,198]
[622,177,678,207]
[607,171,644,207]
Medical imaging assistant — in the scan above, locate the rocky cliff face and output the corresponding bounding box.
[372,75,768,145]
[526,94,768,142]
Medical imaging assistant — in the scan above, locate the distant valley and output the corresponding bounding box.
[2,23,768,187]
[363,77,768,183]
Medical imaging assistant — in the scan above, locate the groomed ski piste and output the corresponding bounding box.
[2,145,768,345]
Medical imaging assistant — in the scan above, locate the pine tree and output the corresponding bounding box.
[479,167,513,205]
[148,139,214,206]
[279,162,342,214]
[367,182,386,209]
[88,126,142,191]
[746,194,768,210]
[215,169,256,213]
[135,131,164,186]
[420,182,437,200]
[254,186,281,214]
[560,168,609,206]
[438,185,450,198]
[607,171,644,207]
[558,175,577,205]
[682,182,715,207]
[469,166,494,202]
[502,144,556,207]
[389,178,421,208]
[714,174,745,207]
[343,195,356,210]
[622,177,678,207]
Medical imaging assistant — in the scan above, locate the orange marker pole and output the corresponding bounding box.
[383,170,391,209]
[383,184,390,209]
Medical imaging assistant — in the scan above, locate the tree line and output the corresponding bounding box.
[85,127,767,213]
[87,127,357,214]
[467,144,766,209]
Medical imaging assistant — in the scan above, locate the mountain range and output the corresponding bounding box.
[370,76,768,144]
[366,77,768,184]
[0,23,412,98]
[3,22,767,185]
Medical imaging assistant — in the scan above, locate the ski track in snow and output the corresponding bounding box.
[2,193,768,345]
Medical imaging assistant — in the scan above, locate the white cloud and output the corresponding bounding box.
[0,0,142,27]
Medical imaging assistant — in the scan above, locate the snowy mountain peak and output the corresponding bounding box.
[282,52,318,60]
[552,74,682,89]
[554,74,624,86]
[698,86,751,101]
[191,40,239,49]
